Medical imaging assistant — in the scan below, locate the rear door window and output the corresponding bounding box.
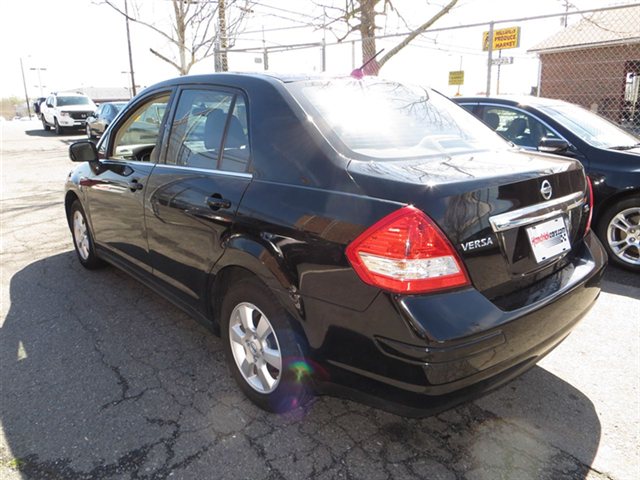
[165,88,250,172]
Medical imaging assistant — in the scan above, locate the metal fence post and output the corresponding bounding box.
[486,21,494,97]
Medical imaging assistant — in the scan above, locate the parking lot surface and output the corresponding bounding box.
[1,120,638,480]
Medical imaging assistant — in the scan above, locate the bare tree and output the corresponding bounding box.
[321,0,459,75]
[101,0,254,75]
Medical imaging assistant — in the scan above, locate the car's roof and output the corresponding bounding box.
[55,91,90,97]
[454,95,571,108]
[145,72,394,93]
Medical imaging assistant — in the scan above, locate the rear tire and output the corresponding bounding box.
[69,200,105,270]
[596,196,640,272]
[220,276,313,413]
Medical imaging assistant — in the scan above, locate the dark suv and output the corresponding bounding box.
[65,74,606,416]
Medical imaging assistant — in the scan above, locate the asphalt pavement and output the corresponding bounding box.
[1,119,638,480]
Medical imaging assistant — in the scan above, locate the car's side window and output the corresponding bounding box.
[110,94,170,162]
[459,103,476,114]
[481,106,559,149]
[165,89,250,172]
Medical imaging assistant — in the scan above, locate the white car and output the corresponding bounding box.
[41,93,97,135]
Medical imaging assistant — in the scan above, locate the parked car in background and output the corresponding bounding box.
[86,101,127,139]
[454,96,640,271]
[65,74,605,416]
[33,97,46,119]
[41,92,97,135]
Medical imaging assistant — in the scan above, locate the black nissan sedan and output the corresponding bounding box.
[454,96,640,272]
[65,74,606,416]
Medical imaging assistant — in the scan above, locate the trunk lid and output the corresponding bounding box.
[347,148,589,301]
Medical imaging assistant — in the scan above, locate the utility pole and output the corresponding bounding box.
[262,25,268,71]
[19,58,32,119]
[124,0,137,96]
[321,8,327,72]
[218,0,228,71]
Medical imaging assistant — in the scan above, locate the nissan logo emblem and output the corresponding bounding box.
[540,180,553,200]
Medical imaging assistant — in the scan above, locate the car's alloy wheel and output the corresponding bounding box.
[606,206,640,268]
[228,302,282,394]
[69,200,105,270]
[73,210,91,261]
[221,277,312,412]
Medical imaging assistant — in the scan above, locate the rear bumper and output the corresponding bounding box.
[311,231,606,416]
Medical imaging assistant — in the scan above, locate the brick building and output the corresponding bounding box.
[529,6,640,127]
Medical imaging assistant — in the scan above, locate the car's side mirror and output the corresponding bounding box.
[69,140,99,162]
[538,137,570,154]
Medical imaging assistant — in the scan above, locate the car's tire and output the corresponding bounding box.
[54,117,63,135]
[69,200,105,270]
[86,124,95,139]
[596,196,640,272]
[42,116,50,131]
[220,276,313,413]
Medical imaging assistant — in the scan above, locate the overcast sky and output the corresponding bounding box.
[1,0,636,101]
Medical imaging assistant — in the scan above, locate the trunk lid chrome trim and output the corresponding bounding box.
[489,191,584,233]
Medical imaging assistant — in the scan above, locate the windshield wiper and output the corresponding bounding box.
[608,143,640,151]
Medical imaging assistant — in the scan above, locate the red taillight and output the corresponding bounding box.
[346,206,470,294]
[585,175,594,236]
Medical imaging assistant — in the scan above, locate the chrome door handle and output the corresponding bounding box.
[206,195,231,210]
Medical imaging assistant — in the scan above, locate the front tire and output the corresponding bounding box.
[221,276,313,413]
[54,117,63,135]
[69,200,105,270]
[42,116,50,131]
[596,196,640,271]
[86,123,95,139]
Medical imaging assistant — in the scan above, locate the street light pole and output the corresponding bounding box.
[30,67,47,97]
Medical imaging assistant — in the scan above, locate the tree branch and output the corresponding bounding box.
[149,48,181,72]
[378,0,459,69]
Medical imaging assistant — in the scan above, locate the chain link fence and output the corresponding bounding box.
[236,3,639,134]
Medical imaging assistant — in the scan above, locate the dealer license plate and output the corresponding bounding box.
[526,216,571,263]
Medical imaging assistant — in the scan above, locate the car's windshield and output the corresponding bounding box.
[58,96,92,106]
[537,103,639,149]
[288,78,507,159]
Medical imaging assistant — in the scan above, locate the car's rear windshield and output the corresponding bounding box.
[58,96,92,106]
[287,78,507,159]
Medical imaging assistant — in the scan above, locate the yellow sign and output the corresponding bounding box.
[448,71,464,86]
[483,26,521,51]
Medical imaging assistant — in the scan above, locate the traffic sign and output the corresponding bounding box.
[483,26,521,51]
[491,56,514,66]
[448,71,464,86]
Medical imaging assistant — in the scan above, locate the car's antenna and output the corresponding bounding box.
[350,49,385,79]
